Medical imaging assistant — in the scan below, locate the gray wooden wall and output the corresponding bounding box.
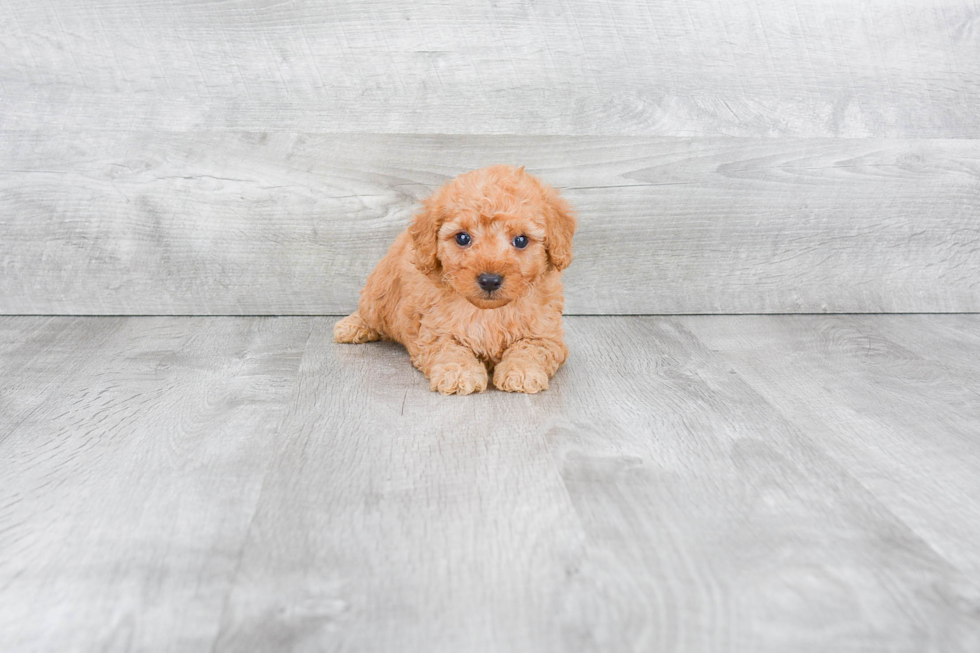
[2,0,978,315]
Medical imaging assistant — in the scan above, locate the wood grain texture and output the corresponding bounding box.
[0,316,312,652]
[552,317,980,652]
[4,316,978,651]
[213,319,585,652]
[3,133,979,315]
[682,315,980,579]
[2,0,979,137]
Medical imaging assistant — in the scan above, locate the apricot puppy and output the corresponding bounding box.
[334,165,576,395]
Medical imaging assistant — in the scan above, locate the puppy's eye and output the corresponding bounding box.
[512,234,529,249]
[455,232,472,247]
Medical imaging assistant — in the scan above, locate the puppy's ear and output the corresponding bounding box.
[545,189,576,271]
[408,198,443,275]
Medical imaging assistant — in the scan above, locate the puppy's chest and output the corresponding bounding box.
[451,309,529,362]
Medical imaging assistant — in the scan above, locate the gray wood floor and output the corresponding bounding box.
[2,315,979,652]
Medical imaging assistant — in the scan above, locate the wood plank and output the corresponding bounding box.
[846,314,980,383]
[2,133,978,315]
[213,316,980,651]
[0,316,312,652]
[2,0,978,137]
[0,316,127,446]
[553,317,980,652]
[683,315,980,580]
[212,318,588,652]
[1,316,979,649]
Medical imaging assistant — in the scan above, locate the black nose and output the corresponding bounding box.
[477,273,503,292]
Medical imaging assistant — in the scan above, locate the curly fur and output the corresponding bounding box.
[334,165,576,394]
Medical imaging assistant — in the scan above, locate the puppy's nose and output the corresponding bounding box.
[477,273,503,292]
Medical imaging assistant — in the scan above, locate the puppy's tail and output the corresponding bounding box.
[333,312,381,344]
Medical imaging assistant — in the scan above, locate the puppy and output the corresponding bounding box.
[334,165,575,395]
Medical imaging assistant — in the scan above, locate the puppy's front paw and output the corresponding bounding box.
[334,313,381,344]
[493,359,549,394]
[428,361,488,395]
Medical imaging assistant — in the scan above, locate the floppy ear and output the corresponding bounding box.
[408,197,443,275]
[545,189,576,271]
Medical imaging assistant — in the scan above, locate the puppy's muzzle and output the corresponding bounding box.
[477,273,503,293]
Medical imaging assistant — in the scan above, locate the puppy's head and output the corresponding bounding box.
[409,165,576,309]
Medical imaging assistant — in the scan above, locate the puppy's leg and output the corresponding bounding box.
[493,338,568,394]
[333,312,381,344]
[411,340,488,395]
